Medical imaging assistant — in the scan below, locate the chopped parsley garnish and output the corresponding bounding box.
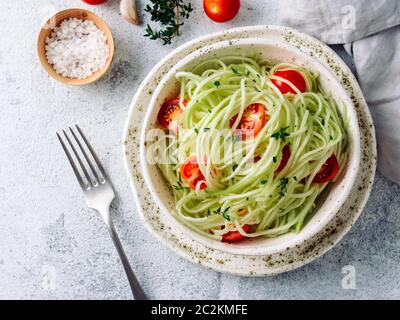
[260,179,268,185]
[321,119,325,126]
[214,81,221,87]
[329,135,333,140]
[208,109,212,113]
[194,128,199,134]
[232,163,238,171]
[271,126,290,142]
[293,176,298,181]
[203,128,210,132]
[273,156,277,163]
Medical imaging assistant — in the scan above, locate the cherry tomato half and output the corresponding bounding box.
[230,103,266,138]
[157,98,186,131]
[203,0,240,23]
[222,224,250,242]
[313,154,339,183]
[180,156,207,190]
[271,69,306,94]
[82,0,107,5]
[275,145,291,174]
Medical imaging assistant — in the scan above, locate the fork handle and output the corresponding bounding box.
[103,211,147,300]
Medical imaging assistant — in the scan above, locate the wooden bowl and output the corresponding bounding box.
[37,8,115,85]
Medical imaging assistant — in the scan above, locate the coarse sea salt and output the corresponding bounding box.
[45,18,109,79]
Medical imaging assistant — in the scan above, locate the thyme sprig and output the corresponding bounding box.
[144,0,193,45]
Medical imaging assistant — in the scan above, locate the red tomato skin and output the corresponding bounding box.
[313,154,339,183]
[222,224,250,242]
[271,69,306,94]
[189,176,207,190]
[229,103,266,138]
[275,145,291,173]
[180,156,207,190]
[203,0,240,23]
[82,0,107,5]
[157,98,186,130]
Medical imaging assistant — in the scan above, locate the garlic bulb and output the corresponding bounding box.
[120,0,140,25]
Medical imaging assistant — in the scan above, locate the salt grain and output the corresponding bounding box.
[45,18,109,79]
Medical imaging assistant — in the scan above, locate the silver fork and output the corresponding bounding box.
[57,125,146,300]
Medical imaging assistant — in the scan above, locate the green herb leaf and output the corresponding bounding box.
[273,156,277,163]
[214,81,221,87]
[260,179,268,185]
[222,207,231,221]
[194,128,199,134]
[231,67,240,75]
[203,128,210,132]
[271,126,290,142]
[172,181,184,190]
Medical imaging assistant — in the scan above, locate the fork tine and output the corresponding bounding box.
[75,125,108,180]
[62,129,93,187]
[69,127,101,184]
[57,133,85,188]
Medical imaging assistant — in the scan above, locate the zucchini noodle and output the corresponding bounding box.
[152,56,348,241]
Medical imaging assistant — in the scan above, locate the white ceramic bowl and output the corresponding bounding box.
[140,37,361,256]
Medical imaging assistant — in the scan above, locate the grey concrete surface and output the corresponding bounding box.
[0,0,399,300]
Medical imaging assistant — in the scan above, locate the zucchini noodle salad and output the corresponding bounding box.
[150,56,348,243]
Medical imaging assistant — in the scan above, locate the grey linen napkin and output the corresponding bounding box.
[277,0,400,184]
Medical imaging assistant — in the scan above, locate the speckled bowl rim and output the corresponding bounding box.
[122,25,376,276]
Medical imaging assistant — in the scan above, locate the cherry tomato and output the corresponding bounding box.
[180,156,207,190]
[203,0,240,23]
[222,224,250,242]
[82,0,107,5]
[271,69,306,94]
[275,145,291,173]
[157,98,186,131]
[230,103,266,138]
[313,154,339,183]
